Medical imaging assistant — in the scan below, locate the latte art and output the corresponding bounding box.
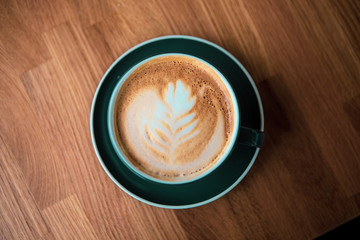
[114,55,235,181]
[143,80,199,163]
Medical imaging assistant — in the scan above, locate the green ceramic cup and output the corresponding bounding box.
[107,53,264,185]
[90,35,264,208]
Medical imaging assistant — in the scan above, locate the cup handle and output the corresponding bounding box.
[237,126,265,148]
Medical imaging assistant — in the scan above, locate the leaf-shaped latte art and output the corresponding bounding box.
[143,80,198,163]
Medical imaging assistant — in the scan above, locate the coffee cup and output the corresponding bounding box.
[107,53,264,184]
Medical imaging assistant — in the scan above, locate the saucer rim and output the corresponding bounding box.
[90,35,264,209]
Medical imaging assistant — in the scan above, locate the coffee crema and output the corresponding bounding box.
[114,55,235,181]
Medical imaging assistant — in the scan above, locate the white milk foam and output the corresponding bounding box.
[122,80,226,179]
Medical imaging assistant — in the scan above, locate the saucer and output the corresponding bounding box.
[90,35,264,209]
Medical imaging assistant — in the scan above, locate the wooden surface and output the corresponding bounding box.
[1,0,359,239]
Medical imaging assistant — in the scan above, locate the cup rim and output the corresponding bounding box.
[90,35,264,209]
[107,53,240,185]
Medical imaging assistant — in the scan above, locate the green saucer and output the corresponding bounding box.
[90,36,264,209]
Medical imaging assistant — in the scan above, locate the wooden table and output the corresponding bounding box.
[1,0,359,239]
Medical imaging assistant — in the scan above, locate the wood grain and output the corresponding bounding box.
[1,0,359,239]
[0,137,49,239]
[42,195,98,239]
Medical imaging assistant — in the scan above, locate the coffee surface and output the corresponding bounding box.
[114,55,234,181]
